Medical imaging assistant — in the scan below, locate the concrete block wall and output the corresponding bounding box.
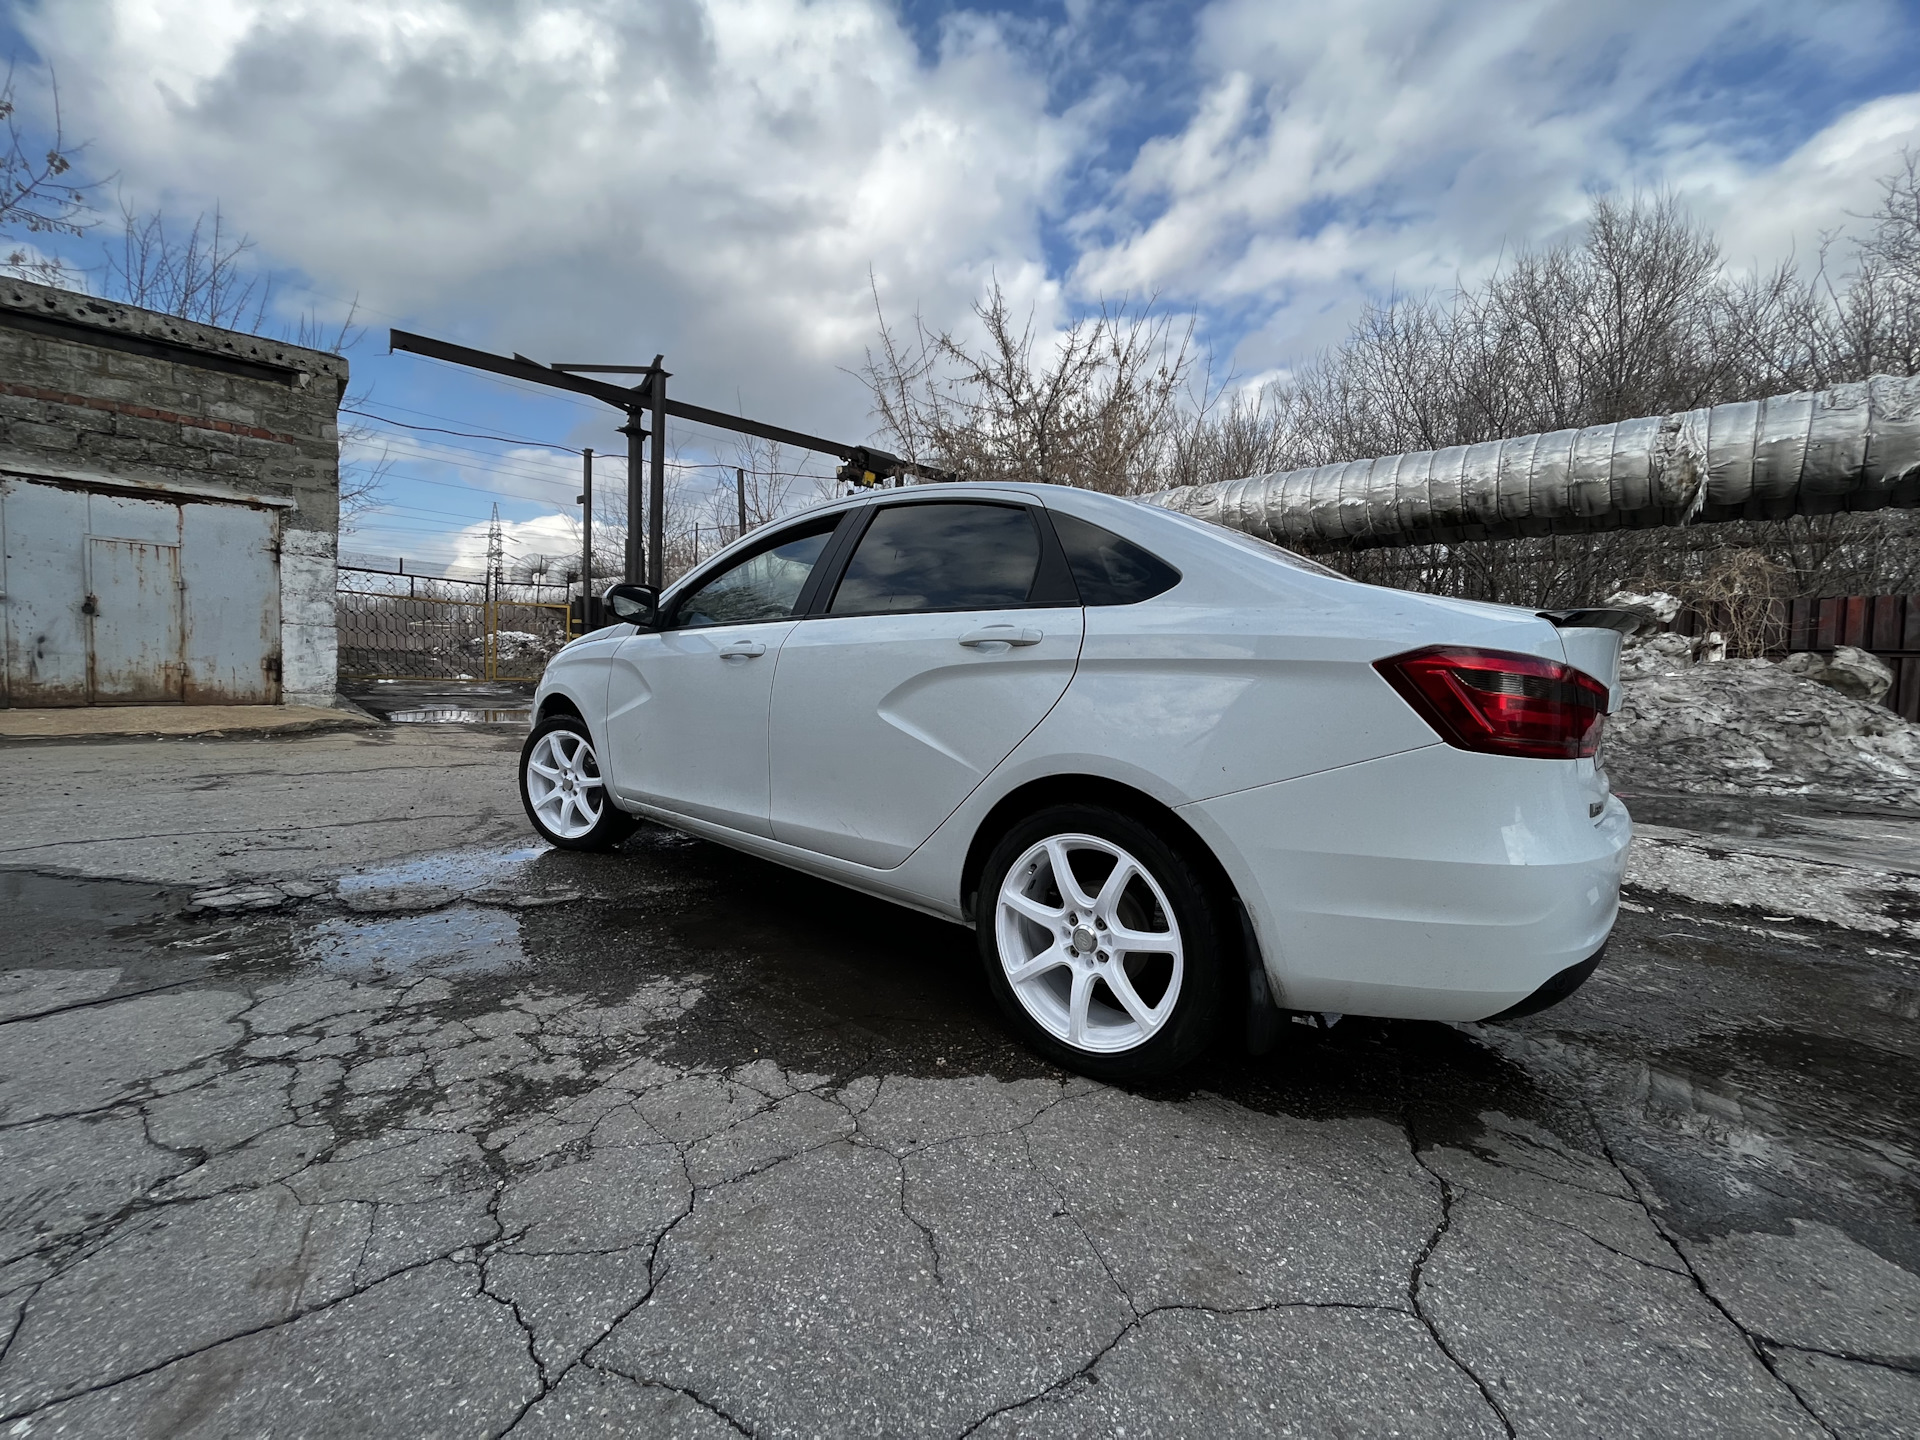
[0,279,348,704]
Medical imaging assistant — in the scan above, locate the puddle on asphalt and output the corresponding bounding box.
[386,707,531,724]
[336,844,554,911]
[299,906,529,977]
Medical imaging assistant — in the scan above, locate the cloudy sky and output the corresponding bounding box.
[7,0,1920,574]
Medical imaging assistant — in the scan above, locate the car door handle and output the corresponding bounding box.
[718,640,766,658]
[958,626,1042,648]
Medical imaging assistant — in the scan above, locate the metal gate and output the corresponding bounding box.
[335,566,573,681]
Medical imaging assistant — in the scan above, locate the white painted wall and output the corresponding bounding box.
[280,526,338,706]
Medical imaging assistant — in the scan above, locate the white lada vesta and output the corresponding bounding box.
[522,482,1632,1080]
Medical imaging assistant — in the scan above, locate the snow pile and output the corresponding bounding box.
[1775,648,1894,703]
[1607,634,1920,806]
[463,629,566,673]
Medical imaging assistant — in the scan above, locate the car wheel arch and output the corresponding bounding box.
[960,774,1242,920]
[538,693,585,724]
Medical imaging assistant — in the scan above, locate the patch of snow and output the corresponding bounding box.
[1776,646,1893,703]
[1624,829,1920,938]
[1609,635,1920,808]
[1602,588,1681,628]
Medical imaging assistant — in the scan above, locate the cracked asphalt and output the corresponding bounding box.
[0,725,1916,1437]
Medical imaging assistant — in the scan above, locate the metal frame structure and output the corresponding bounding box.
[389,330,957,588]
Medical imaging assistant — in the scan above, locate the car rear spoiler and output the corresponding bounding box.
[1536,609,1641,714]
[1536,608,1645,635]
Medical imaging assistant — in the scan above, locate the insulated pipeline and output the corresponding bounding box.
[1140,373,1920,550]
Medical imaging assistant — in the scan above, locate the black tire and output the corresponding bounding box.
[518,713,637,852]
[976,803,1226,1082]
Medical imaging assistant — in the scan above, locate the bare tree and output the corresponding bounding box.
[1809,151,1920,382]
[101,202,270,331]
[1263,187,1920,607]
[863,175,1920,609]
[861,278,1201,494]
[0,65,95,284]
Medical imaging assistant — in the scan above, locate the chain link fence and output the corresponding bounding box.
[336,566,574,681]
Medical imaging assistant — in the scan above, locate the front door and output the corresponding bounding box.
[602,518,839,836]
[768,501,1084,869]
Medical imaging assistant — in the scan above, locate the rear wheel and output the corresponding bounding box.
[977,804,1225,1081]
[519,714,636,851]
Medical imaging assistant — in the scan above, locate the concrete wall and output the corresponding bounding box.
[0,278,347,703]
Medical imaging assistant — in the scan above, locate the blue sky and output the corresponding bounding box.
[6,0,1919,574]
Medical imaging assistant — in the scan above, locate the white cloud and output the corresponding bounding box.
[1682,93,1920,272]
[1067,0,1920,370]
[21,0,1076,438]
[14,0,1919,521]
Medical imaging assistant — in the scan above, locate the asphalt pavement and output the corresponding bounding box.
[0,725,1914,1437]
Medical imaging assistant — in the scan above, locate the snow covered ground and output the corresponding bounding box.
[1608,625,1920,936]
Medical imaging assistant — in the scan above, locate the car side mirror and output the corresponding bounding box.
[604,583,659,627]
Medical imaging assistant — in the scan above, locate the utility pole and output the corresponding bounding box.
[737,466,748,538]
[578,447,593,628]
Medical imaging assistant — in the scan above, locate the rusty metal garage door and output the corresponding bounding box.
[87,536,185,702]
[0,477,283,707]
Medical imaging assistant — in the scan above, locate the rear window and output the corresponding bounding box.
[830,503,1041,614]
[1050,512,1181,606]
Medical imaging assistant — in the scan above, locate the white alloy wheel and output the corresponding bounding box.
[524,729,606,841]
[995,833,1185,1054]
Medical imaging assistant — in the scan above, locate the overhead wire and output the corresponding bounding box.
[353,411,834,481]
[342,408,584,453]
[357,349,853,553]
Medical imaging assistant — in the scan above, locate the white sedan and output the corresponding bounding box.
[522,482,1632,1079]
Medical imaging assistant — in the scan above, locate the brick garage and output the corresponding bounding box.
[0,278,346,706]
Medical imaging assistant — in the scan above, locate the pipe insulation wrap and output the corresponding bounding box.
[1141,373,1920,550]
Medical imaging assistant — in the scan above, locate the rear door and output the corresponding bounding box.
[767,500,1084,868]
[603,517,840,836]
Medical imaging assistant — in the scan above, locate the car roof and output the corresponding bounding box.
[780,479,1152,521]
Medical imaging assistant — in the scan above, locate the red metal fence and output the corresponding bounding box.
[1670,595,1920,720]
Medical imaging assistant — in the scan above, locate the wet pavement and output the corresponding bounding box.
[0,733,1916,1437]
[346,680,533,727]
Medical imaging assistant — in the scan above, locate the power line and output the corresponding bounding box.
[352,410,832,481]
[352,436,581,489]
[351,397,579,442]
[342,407,583,453]
[386,348,868,474]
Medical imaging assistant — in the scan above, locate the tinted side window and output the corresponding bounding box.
[829,503,1041,614]
[674,524,834,628]
[1051,512,1181,606]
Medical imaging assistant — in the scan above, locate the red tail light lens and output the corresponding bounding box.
[1375,646,1608,759]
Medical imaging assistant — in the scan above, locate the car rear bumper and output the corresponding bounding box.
[1181,743,1630,1023]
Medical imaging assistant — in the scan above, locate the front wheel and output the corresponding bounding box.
[519,714,636,851]
[977,804,1225,1081]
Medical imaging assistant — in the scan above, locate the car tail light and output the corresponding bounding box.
[1375,646,1608,760]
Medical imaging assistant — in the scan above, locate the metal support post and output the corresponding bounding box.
[737,466,748,538]
[648,355,667,590]
[578,447,593,631]
[619,415,648,584]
